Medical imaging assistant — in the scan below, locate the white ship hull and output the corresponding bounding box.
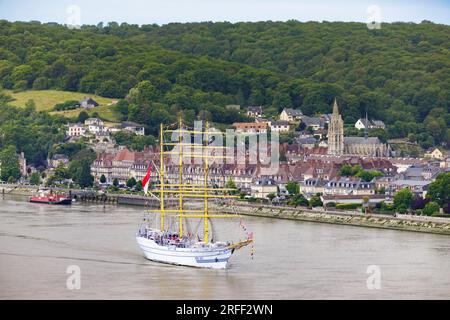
[136,236,233,269]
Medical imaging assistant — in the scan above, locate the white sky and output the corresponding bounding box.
[1,0,449,25]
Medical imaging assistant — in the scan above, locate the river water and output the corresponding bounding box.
[0,196,449,299]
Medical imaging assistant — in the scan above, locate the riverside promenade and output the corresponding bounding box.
[2,183,450,235]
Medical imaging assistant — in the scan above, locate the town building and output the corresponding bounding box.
[355,118,386,130]
[85,118,104,126]
[251,177,278,199]
[301,116,325,131]
[66,123,86,137]
[233,122,268,134]
[424,147,444,160]
[279,108,303,122]
[327,99,345,155]
[120,122,145,136]
[270,120,290,133]
[87,123,108,134]
[300,178,327,196]
[80,97,99,108]
[246,106,264,118]
[297,137,317,149]
[440,157,450,169]
[324,177,375,196]
[327,99,388,157]
[389,179,431,198]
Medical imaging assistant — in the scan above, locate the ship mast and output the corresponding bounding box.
[178,115,184,238]
[151,118,247,244]
[203,121,210,244]
[159,122,165,231]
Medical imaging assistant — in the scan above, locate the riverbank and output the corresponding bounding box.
[210,202,450,236]
[2,185,450,236]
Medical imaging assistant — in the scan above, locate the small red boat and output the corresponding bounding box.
[30,193,72,205]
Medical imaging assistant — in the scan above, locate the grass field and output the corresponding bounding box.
[5,90,122,122]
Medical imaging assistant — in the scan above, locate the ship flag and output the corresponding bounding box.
[143,164,152,195]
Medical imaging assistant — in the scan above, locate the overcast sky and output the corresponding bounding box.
[1,0,449,25]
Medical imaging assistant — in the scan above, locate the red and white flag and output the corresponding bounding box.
[142,164,152,195]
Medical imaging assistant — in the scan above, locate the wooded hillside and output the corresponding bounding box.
[0,20,448,148]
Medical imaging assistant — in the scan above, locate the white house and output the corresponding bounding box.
[80,97,99,108]
[246,106,263,118]
[270,120,290,133]
[121,122,145,136]
[355,118,386,130]
[66,123,86,137]
[425,147,444,160]
[233,122,268,134]
[85,118,104,126]
[88,124,108,134]
[251,177,278,199]
[279,108,303,122]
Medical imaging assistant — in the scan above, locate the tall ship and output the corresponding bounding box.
[136,119,253,269]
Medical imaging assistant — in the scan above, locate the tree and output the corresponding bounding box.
[113,178,119,187]
[126,177,137,188]
[393,188,413,213]
[0,20,449,150]
[135,180,143,192]
[30,172,41,185]
[97,80,120,98]
[112,131,156,151]
[427,173,450,211]
[339,164,383,182]
[309,194,323,207]
[289,194,309,207]
[339,164,353,176]
[225,178,237,194]
[286,181,300,196]
[267,193,276,202]
[339,164,363,177]
[422,202,440,216]
[68,160,93,188]
[356,170,383,182]
[100,174,106,184]
[77,110,89,123]
[0,145,21,181]
[53,163,68,182]
[411,196,430,210]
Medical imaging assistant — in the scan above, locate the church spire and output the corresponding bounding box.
[333,98,339,115]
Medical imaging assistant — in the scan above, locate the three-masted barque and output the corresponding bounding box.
[136,119,252,269]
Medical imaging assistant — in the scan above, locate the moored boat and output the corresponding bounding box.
[29,192,72,205]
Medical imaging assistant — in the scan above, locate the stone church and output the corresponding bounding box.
[328,99,388,157]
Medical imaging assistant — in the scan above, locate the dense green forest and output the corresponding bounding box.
[0,20,449,148]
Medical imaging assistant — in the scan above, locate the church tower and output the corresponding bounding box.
[327,98,344,155]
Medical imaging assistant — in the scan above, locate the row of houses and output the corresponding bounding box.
[245,106,385,132]
[89,143,447,204]
[233,120,290,134]
[66,118,145,137]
